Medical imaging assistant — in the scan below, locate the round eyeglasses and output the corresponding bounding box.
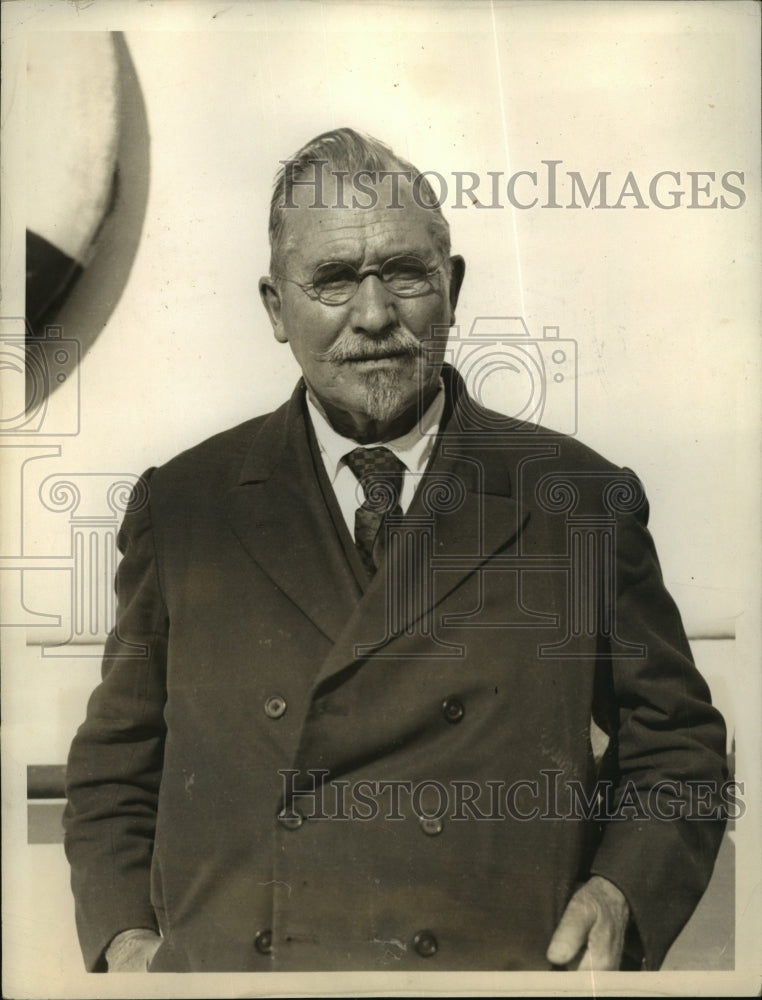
[273,254,444,306]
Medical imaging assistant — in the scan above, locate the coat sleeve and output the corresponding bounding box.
[63,469,167,971]
[587,483,728,970]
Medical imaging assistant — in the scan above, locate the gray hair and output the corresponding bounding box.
[268,127,451,272]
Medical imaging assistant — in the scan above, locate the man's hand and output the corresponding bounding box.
[546,875,630,971]
[105,928,162,972]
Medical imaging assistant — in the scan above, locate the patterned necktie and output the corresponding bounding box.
[343,446,406,574]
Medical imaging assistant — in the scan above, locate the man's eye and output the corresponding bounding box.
[387,265,420,280]
[313,263,356,288]
[383,257,428,286]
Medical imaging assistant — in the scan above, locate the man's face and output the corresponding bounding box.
[259,179,464,441]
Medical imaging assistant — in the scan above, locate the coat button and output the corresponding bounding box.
[254,929,272,954]
[277,807,303,830]
[441,696,464,723]
[419,816,443,836]
[413,930,438,957]
[264,695,287,719]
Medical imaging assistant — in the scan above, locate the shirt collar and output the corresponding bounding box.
[305,381,445,484]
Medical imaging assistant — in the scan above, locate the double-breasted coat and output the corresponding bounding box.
[64,366,727,972]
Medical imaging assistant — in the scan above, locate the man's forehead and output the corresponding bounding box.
[282,179,442,262]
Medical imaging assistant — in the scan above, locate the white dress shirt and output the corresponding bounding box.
[305,384,445,537]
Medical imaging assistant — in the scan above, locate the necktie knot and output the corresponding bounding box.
[344,446,406,515]
[343,446,406,575]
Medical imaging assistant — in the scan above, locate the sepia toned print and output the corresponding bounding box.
[2,2,759,998]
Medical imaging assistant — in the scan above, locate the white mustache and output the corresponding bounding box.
[316,332,422,365]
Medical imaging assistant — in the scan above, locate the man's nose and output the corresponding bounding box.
[349,275,397,336]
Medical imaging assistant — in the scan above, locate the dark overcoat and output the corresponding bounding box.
[64,367,727,972]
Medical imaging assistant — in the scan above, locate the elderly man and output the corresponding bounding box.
[64,127,727,974]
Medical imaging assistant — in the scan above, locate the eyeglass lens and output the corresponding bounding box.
[311,255,435,304]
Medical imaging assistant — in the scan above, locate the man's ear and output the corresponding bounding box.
[259,276,288,344]
[447,255,466,323]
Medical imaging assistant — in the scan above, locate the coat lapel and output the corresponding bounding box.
[223,384,360,644]
[308,414,532,692]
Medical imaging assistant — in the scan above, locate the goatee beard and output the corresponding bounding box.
[360,368,406,424]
